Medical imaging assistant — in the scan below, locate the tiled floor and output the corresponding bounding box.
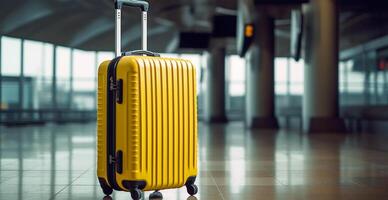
[1,122,388,199]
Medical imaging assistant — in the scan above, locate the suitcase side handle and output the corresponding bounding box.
[114,0,148,56]
[122,50,160,57]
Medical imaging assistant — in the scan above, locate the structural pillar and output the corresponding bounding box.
[68,49,74,109]
[302,0,346,133]
[245,13,278,129]
[0,36,2,110]
[52,46,57,111]
[19,40,24,121]
[204,40,228,123]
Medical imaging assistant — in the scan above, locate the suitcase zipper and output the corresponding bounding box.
[110,77,123,104]
[106,57,124,191]
[109,155,116,164]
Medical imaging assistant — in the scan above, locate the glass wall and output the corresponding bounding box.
[72,49,96,110]
[340,57,388,106]
[4,34,384,124]
[1,36,21,110]
[275,57,304,113]
[56,46,71,109]
[0,36,110,124]
[0,36,205,124]
[226,55,245,119]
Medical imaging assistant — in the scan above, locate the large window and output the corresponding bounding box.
[0,35,207,123]
[40,43,54,108]
[225,55,245,116]
[227,55,246,97]
[1,37,21,109]
[0,35,119,123]
[22,40,54,109]
[275,58,288,95]
[275,57,304,96]
[1,36,21,76]
[24,40,43,109]
[73,50,96,110]
[97,52,114,65]
[274,57,305,112]
[339,57,388,105]
[56,46,71,108]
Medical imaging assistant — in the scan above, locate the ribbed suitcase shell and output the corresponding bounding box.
[97,56,198,191]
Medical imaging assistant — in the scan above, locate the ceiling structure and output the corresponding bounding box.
[0,0,387,56]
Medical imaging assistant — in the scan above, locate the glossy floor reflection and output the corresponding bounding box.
[1,122,388,199]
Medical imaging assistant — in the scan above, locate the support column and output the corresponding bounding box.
[94,52,98,110]
[204,40,228,123]
[52,46,57,111]
[0,36,2,111]
[68,49,74,109]
[19,39,24,110]
[302,0,346,133]
[245,13,278,129]
[385,69,388,103]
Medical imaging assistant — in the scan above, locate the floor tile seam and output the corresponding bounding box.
[209,171,225,200]
[49,168,91,200]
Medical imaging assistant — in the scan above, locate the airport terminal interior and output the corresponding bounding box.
[1,0,388,199]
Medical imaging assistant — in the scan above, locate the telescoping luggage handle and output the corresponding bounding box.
[114,0,159,57]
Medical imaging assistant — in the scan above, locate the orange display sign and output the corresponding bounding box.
[245,24,254,37]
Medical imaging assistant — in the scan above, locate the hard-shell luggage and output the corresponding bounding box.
[96,1,198,199]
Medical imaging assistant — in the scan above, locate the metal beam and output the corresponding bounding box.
[69,18,114,47]
[340,35,388,60]
[122,24,171,50]
[165,33,179,53]
[254,0,309,4]
[1,1,53,34]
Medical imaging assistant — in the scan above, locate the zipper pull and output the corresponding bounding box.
[109,77,117,91]
[109,155,116,164]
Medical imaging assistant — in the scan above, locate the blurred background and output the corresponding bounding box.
[1,0,388,199]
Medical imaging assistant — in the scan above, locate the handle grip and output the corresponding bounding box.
[122,50,160,57]
[115,0,149,12]
[115,0,148,56]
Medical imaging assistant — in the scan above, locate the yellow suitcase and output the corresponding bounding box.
[97,1,198,199]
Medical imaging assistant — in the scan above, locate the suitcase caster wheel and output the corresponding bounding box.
[186,184,198,196]
[149,190,163,199]
[102,187,113,196]
[103,196,113,200]
[130,189,142,200]
[99,179,113,196]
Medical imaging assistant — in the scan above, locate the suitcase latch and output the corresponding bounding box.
[109,152,123,174]
[116,79,123,104]
[116,150,123,174]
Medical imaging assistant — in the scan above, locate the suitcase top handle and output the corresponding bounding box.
[114,0,149,56]
[114,0,149,12]
[122,50,160,57]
